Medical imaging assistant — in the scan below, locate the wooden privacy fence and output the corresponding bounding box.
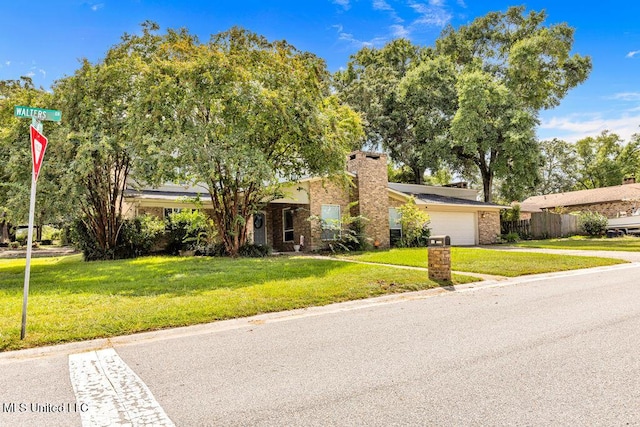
[501,219,530,236]
[502,212,579,238]
[531,212,578,238]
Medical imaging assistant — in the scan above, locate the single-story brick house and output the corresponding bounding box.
[520,178,640,219]
[123,151,504,251]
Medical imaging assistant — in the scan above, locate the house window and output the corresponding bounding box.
[389,207,402,244]
[321,205,341,240]
[283,208,294,242]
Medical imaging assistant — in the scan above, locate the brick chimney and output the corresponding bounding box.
[347,151,390,248]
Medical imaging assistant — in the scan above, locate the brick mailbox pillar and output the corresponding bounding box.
[428,235,451,282]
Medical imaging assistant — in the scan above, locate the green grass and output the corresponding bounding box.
[340,247,624,277]
[0,254,478,351]
[514,235,640,251]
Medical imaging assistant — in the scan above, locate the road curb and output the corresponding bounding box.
[2,262,638,363]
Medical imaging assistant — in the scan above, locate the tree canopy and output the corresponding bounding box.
[336,6,592,202]
[129,26,363,256]
[0,78,69,239]
[574,130,640,190]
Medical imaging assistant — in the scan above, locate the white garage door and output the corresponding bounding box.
[427,211,477,245]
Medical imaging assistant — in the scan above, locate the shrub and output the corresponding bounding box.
[238,243,272,258]
[396,198,431,247]
[196,242,272,257]
[165,209,216,255]
[9,241,20,249]
[308,202,370,253]
[70,215,165,261]
[578,211,608,236]
[119,215,166,257]
[502,232,520,243]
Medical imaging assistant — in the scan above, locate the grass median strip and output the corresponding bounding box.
[0,254,479,351]
[340,247,625,277]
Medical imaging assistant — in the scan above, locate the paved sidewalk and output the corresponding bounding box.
[480,246,640,262]
[0,246,78,259]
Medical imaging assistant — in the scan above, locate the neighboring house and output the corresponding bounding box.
[520,178,640,219]
[123,151,504,251]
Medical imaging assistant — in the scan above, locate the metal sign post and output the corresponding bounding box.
[20,125,48,340]
[14,106,59,340]
[21,170,38,339]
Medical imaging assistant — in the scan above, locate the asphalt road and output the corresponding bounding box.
[1,262,640,426]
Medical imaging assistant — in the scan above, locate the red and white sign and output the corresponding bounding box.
[29,125,48,181]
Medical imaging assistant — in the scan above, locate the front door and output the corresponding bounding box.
[253,212,266,246]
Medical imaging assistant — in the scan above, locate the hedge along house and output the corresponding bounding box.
[123,151,504,251]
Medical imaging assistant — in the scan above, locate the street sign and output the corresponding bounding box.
[30,125,48,181]
[14,105,62,122]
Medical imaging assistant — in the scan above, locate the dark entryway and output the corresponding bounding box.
[253,212,267,246]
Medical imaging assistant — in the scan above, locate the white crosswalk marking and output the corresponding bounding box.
[69,348,175,427]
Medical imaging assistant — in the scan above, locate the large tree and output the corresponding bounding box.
[131,26,362,256]
[437,6,591,202]
[534,138,579,195]
[0,78,69,240]
[574,130,640,190]
[52,25,153,258]
[334,39,435,183]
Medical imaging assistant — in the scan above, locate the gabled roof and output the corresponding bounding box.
[388,182,505,210]
[521,184,640,212]
[413,193,505,208]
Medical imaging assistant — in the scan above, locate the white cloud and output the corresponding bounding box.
[26,71,35,78]
[373,0,393,11]
[456,0,467,7]
[91,3,104,11]
[372,0,404,23]
[407,0,452,28]
[540,112,640,143]
[611,92,640,101]
[626,50,640,58]
[390,24,410,38]
[333,0,351,10]
[333,23,387,48]
[39,69,46,78]
[5,61,10,66]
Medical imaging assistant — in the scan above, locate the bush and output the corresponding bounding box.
[308,203,370,253]
[119,215,165,257]
[396,198,431,247]
[70,215,165,261]
[238,243,272,258]
[195,242,272,257]
[578,211,608,236]
[165,210,216,255]
[501,232,520,243]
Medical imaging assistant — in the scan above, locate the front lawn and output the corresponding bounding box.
[340,247,624,277]
[514,235,640,251]
[0,255,478,351]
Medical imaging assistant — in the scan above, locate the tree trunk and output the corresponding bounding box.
[411,164,424,185]
[0,221,8,244]
[481,169,493,203]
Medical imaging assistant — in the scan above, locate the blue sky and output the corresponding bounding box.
[1,0,639,143]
